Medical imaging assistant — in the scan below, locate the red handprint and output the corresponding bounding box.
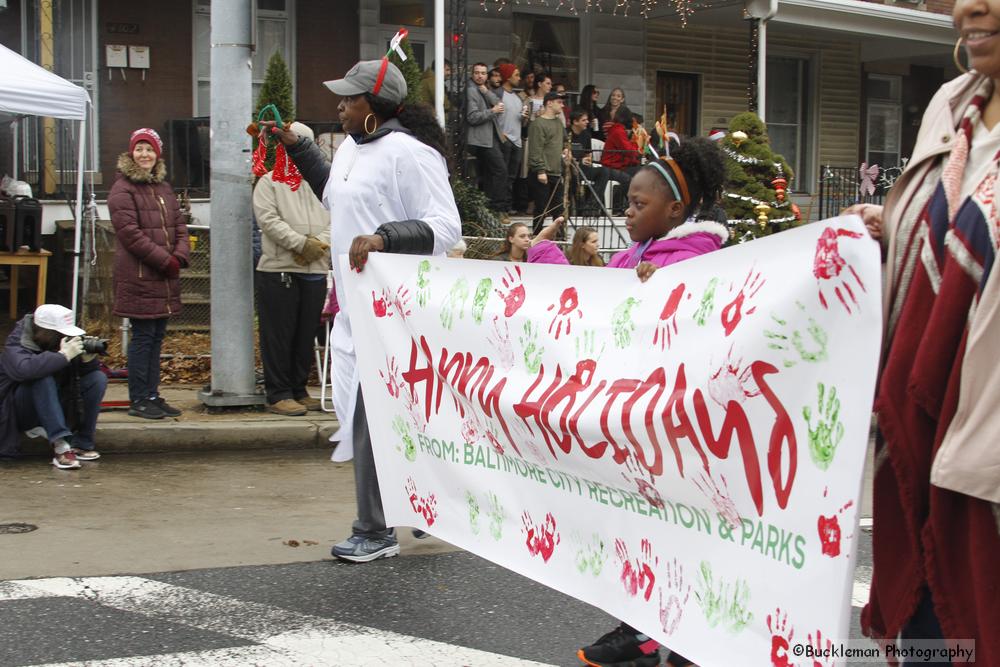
[461,416,482,445]
[807,629,834,667]
[707,347,760,408]
[693,467,742,530]
[405,477,438,526]
[818,498,854,558]
[485,426,505,456]
[372,286,412,319]
[658,558,691,636]
[547,287,582,339]
[621,452,665,509]
[767,607,795,667]
[391,285,413,320]
[521,511,560,562]
[379,356,400,399]
[813,227,867,314]
[614,538,658,601]
[496,266,526,317]
[721,268,765,336]
[653,283,687,350]
[372,289,391,318]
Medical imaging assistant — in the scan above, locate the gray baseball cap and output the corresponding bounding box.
[324,60,408,105]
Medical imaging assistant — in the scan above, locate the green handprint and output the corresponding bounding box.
[487,491,505,541]
[467,490,481,535]
[393,415,416,462]
[440,277,470,330]
[519,321,545,373]
[574,329,606,359]
[472,278,492,324]
[574,533,608,577]
[694,561,753,633]
[416,260,432,307]
[693,277,719,326]
[803,382,844,470]
[611,297,641,349]
[764,302,829,368]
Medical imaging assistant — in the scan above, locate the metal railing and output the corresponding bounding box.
[817,164,904,220]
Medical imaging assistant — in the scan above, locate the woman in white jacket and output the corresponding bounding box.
[266,59,461,562]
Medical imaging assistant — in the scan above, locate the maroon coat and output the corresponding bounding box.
[108,153,190,319]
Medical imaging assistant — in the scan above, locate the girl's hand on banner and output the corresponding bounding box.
[349,234,385,271]
[636,261,659,283]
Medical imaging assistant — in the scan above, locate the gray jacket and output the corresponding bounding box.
[466,81,502,149]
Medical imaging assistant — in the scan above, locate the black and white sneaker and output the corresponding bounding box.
[577,623,661,667]
[128,398,165,420]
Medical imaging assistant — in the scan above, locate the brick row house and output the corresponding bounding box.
[0,0,956,223]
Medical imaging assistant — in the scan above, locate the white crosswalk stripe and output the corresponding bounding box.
[10,576,553,667]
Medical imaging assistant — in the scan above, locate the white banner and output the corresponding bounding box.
[343,215,881,665]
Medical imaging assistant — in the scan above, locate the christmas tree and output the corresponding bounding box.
[254,51,295,123]
[719,112,800,244]
[389,37,428,106]
[253,51,295,173]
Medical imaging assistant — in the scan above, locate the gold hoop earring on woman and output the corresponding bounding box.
[364,113,378,134]
[954,38,969,74]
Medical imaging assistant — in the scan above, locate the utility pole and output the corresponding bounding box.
[200,0,263,407]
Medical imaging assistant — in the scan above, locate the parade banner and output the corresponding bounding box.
[342,215,882,665]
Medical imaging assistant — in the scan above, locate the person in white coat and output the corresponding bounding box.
[266,59,461,562]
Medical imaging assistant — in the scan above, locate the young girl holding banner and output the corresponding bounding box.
[529,136,728,667]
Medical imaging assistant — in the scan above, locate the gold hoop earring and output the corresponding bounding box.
[363,113,378,134]
[954,37,969,74]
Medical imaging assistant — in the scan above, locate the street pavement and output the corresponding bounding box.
[0,450,877,666]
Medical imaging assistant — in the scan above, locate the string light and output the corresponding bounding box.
[724,191,790,209]
[479,0,706,23]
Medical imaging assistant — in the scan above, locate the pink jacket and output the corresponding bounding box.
[527,221,729,268]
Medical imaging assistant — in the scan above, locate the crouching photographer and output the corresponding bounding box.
[0,304,108,469]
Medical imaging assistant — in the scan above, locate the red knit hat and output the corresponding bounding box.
[498,63,517,83]
[129,128,162,158]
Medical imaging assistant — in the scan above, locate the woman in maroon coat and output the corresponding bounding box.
[107,128,189,420]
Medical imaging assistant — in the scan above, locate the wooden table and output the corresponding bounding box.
[0,249,52,319]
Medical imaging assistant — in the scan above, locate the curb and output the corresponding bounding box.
[18,418,341,456]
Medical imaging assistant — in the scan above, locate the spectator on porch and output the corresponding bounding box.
[569,107,609,210]
[528,91,568,234]
[487,67,503,94]
[597,87,630,129]
[578,84,603,139]
[108,128,188,421]
[498,63,527,215]
[466,62,509,212]
[601,107,642,188]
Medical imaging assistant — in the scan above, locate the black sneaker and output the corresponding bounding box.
[577,623,661,667]
[151,396,182,417]
[128,398,165,420]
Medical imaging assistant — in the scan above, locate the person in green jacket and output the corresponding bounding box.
[528,91,567,234]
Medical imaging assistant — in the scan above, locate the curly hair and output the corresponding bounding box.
[641,136,725,219]
[364,94,449,160]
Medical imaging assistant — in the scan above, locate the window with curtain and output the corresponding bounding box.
[511,13,580,92]
[865,74,901,172]
[766,55,813,193]
[193,0,293,117]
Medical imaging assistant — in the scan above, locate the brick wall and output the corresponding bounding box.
[296,0,360,123]
[97,0,194,188]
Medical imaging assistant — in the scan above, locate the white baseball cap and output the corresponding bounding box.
[33,304,85,337]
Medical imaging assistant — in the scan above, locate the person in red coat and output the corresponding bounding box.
[601,107,641,172]
[107,128,189,420]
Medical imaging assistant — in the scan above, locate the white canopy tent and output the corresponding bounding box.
[0,42,92,319]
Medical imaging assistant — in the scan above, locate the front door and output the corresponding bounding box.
[654,71,700,138]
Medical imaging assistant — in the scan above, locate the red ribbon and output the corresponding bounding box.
[372,57,389,96]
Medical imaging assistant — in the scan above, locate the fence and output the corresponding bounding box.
[817,164,904,220]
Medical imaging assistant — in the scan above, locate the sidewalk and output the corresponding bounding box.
[17,383,340,457]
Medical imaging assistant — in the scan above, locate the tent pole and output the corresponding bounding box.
[10,119,17,181]
[71,116,85,319]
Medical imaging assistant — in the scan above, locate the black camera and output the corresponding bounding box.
[81,336,109,356]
